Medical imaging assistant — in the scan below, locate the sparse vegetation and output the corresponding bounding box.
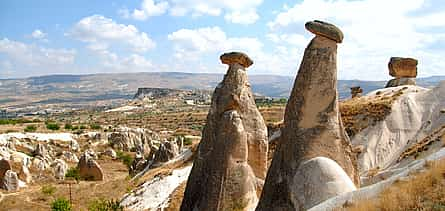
[90,123,101,130]
[0,118,40,125]
[116,151,133,169]
[88,198,123,211]
[24,125,37,132]
[184,137,193,146]
[51,198,72,211]
[64,123,73,130]
[65,167,81,180]
[46,122,60,130]
[340,89,405,137]
[41,185,56,196]
[345,159,445,211]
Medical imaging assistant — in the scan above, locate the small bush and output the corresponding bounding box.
[64,123,73,130]
[41,185,56,195]
[46,123,60,131]
[51,198,72,211]
[184,137,193,146]
[0,118,35,125]
[116,151,133,169]
[88,198,123,211]
[71,125,79,130]
[90,124,101,130]
[65,167,80,180]
[80,125,87,130]
[24,125,37,132]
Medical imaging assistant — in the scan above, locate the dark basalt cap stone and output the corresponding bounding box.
[220,52,253,68]
[305,20,344,43]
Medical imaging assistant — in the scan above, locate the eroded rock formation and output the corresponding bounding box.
[256,20,358,210]
[78,152,104,181]
[0,158,12,182]
[2,170,19,191]
[386,57,418,88]
[181,52,268,211]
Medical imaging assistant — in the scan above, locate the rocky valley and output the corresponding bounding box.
[1,19,445,211]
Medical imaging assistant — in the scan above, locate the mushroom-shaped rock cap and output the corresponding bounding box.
[220,52,253,68]
[305,20,344,43]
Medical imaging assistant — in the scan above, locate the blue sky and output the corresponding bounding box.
[0,0,444,80]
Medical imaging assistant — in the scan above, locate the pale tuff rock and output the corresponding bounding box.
[103,148,117,159]
[108,127,158,155]
[34,143,48,158]
[78,152,104,181]
[257,21,358,210]
[305,20,344,43]
[61,151,79,163]
[52,159,68,180]
[181,52,267,211]
[18,159,32,183]
[290,157,356,210]
[152,140,179,165]
[2,170,19,191]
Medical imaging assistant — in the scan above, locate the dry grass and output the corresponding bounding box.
[398,125,445,162]
[340,89,405,137]
[344,158,445,211]
[0,159,133,211]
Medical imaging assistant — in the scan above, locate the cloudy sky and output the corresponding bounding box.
[1,0,444,80]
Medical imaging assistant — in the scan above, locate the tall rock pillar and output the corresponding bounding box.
[257,20,359,211]
[181,52,268,211]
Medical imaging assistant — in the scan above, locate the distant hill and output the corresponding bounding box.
[0,72,443,109]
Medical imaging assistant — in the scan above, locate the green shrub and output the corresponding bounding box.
[51,198,72,211]
[71,125,79,130]
[88,198,123,211]
[90,124,101,130]
[46,123,60,131]
[65,167,80,180]
[64,123,73,130]
[80,125,87,130]
[0,118,36,125]
[24,125,37,132]
[184,137,193,146]
[41,185,56,195]
[116,151,133,169]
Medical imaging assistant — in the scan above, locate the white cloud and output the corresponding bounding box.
[224,9,259,24]
[168,27,262,59]
[93,49,154,72]
[267,0,445,80]
[125,0,262,24]
[131,0,169,20]
[67,15,156,53]
[0,38,75,66]
[31,29,47,40]
[0,38,76,77]
[167,26,296,75]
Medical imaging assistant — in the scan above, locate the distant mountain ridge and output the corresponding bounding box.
[0,72,444,109]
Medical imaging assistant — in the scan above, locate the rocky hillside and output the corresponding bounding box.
[1,72,443,110]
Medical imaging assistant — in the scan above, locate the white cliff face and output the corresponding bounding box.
[120,166,192,210]
[352,83,445,173]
